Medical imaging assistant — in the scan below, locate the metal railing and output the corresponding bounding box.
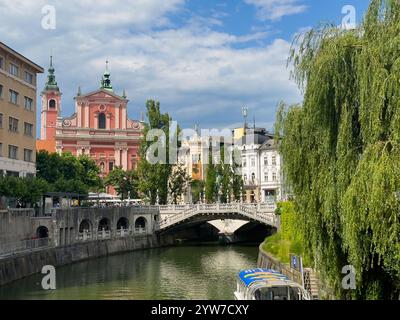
[0,237,51,257]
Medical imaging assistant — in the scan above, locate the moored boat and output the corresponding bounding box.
[234,268,311,300]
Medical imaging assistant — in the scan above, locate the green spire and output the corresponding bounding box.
[100,60,113,92]
[43,56,60,92]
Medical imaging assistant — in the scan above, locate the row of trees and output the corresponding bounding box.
[0,152,102,207]
[0,176,49,207]
[276,0,400,299]
[204,148,243,203]
[37,151,102,194]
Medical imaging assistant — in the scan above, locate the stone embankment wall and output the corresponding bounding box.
[0,235,159,286]
[0,206,162,286]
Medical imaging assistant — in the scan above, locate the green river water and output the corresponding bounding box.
[0,244,259,300]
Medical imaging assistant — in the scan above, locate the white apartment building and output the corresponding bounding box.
[234,128,285,203]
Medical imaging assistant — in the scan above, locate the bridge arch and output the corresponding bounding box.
[36,226,49,238]
[117,217,129,230]
[158,204,278,233]
[79,219,93,233]
[135,217,147,229]
[98,218,111,231]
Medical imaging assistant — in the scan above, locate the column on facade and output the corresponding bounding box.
[115,105,120,129]
[115,149,121,167]
[106,114,111,130]
[41,111,47,140]
[94,114,98,129]
[77,103,82,127]
[121,149,128,170]
[85,104,89,128]
[121,106,127,129]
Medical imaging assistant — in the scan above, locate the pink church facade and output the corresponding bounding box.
[37,59,144,181]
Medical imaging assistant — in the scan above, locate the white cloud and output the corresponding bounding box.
[245,0,307,21]
[0,0,301,133]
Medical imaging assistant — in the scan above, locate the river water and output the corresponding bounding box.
[0,244,259,300]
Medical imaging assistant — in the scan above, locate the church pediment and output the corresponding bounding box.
[76,89,127,102]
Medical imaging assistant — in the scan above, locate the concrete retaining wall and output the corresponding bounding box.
[0,210,35,244]
[0,235,158,286]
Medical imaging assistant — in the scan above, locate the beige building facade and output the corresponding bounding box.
[0,42,44,177]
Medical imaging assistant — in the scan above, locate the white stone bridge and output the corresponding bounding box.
[154,203,279,232]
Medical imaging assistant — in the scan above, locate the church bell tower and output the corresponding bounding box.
[41,56,62,140]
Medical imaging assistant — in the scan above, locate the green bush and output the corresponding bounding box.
[262,201,311,267]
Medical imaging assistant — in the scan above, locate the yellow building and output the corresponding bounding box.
[0,42,44,177]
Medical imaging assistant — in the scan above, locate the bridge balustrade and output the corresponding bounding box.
[157,203,278,231]
[76,227,149,243]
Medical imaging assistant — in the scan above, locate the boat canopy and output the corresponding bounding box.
[238,269,291,288]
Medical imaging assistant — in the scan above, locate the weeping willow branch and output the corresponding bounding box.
[277,0,400,299]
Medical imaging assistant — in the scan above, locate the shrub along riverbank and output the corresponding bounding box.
[262,202,311,267]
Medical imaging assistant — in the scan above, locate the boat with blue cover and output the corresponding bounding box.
[234,268,311,300]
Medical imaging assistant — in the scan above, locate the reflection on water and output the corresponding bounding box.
[0,244,259,300]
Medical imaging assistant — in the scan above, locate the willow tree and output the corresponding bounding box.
[276,0,400,299]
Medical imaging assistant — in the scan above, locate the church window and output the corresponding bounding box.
[49,99,56,109]
[98,113,106,129]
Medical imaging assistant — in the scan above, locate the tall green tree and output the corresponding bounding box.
[137,100,174,204]
[205,152,217,203]
[191,179,205,203]
[105,167,138,200]
[168,164,191,204]
[216,146,233,203]
[276,0,400,299]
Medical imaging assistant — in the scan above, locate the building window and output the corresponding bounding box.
[24,149,33,162]
[0,143,2,157]
[25,71,33,84]
[6,171,19,177]
[98,113,106,129]
[9,63,19,77]
[0,113,2,128]
[24,122,33,136]
[264,156,268,166]
[243,174,247,183]
[48,99,56,109]
[109,162,114,172]
[8,145,18,160]
[192,154,200,164]
[0,57,3,69]
[9,90,19,104]
[251,173,255,183]
[251,157,255,167]
[9,117,18,132]
[24,97,33,111]
[272,172,277,182]
[242,157,247,168]
[272,155,277,166]
[264,171,268,182]
[0,84,3,98]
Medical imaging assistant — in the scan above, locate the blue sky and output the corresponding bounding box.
[0,0,370,135]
